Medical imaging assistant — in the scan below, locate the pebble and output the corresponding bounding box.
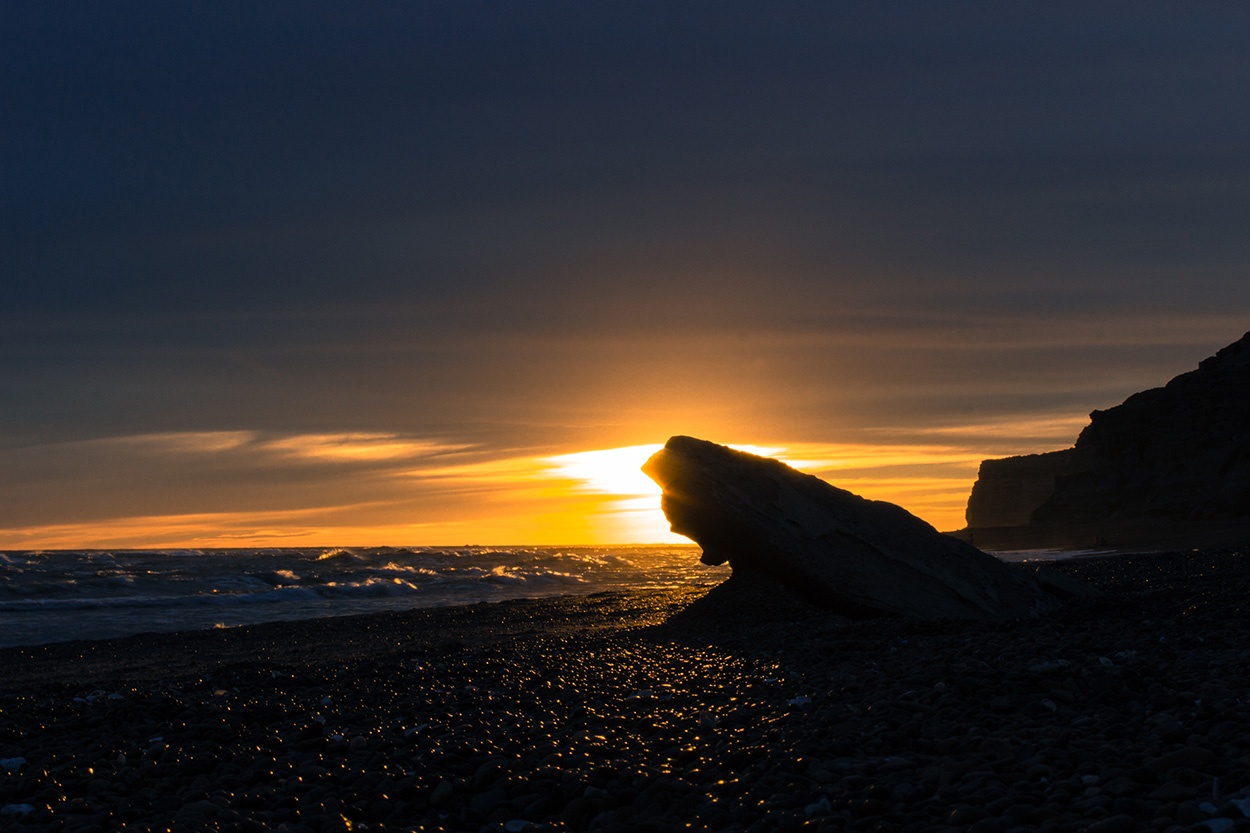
[1176,803,1208,825]
[804,797,831,817]
[1084,814,1139,833]
[1198,820,1236,833]
[1151,782,1197,801]
[1147,746,1216,774]
[430,780,454,807]
[1,804,36,816]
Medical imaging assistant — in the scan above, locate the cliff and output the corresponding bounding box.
[965,330,1250,544]
[965,448,1092,528]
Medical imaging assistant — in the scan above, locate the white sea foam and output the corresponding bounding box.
[0,545,720,648]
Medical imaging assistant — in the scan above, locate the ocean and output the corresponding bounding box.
[0,545,1088,649]
[0,546,728,649]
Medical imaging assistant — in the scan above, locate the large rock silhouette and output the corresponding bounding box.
[643,436,1069,619]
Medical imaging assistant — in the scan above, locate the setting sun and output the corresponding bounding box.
[542,445,674,543]
[545,445,665,499]
[544,442,821,544]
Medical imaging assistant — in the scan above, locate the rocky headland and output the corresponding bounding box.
[966,331,1250,550]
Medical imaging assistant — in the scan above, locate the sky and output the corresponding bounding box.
[4,2,1250,547]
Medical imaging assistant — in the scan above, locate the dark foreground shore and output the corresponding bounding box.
[4,551,1250,833]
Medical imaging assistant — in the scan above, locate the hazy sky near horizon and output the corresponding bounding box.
[4,2,1250,546]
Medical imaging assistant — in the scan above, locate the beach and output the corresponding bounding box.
[3,549,1250,833]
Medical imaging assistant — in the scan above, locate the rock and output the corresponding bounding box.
[1150,782,1197,802]
[1083,814,1140,833]
[1175,802,1208,825]
[0,804,36,817]
[1199,820,1236,833]
[804,797,831,817]
[946,806,984,826]
[1040,332,1250,522]
[468,787,507,817]
[966,330,1250,546]
[429,780,454,807]
[1147,746,1216,774]
[966,448,1092,528]
[642,436,1071,619]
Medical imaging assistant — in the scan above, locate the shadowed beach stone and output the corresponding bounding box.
[1083,814,1140,833]
[1146,747,1216,774]
[643,436,1075,619]
[430,780,454,807]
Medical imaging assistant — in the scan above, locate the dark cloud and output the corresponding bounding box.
[7,2,1249,306]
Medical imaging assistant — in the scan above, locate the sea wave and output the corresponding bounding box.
[0,545,721,648]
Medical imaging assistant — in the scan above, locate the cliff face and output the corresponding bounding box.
[964,448,1091,528]
[966,331,1250,532]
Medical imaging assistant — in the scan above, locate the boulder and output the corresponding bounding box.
[642,436,1069,619]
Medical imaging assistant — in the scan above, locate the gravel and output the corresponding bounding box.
[3,549,1250,832]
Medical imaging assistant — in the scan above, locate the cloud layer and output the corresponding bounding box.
[4,3,1249,544]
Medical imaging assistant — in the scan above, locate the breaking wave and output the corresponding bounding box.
[0,546,720,648]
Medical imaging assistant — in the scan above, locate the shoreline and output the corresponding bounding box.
[0,545,1121,654]
[0,545,726,651]
[4,549,1250,832]
[957,519,1250,554]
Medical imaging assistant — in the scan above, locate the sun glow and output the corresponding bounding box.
[542,445,670,542]
[543,443,796,543]
[0,422,1077,548]
[537,439,1016,544]
[546,445,664,497]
